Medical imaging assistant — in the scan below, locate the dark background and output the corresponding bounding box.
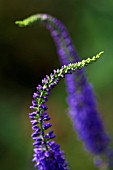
[0,0,113,169]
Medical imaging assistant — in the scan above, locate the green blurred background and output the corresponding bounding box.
[0,0,113,169]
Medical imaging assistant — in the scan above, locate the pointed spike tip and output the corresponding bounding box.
[96,51,104,58]
[15,15,42,27]
[15,21,25,27]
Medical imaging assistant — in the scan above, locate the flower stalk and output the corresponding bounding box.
[28,53,102,169]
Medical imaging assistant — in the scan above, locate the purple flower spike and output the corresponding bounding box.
[36,14,110,157]
[28,55,100,170]
[29,63,84,169]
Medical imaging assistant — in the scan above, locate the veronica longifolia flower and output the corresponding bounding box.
[16,14,110,156]
[16,13,110,167]
[28,55,101,170]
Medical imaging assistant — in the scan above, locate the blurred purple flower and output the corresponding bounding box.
[38,14,110,155]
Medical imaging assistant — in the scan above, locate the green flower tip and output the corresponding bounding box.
[80,51,104,66]
[15,21,25,27]
[95,51,104,59]
[15,15,42,27]
[90,51,104,62]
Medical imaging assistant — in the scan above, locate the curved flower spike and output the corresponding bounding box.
[29,53,102,170]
